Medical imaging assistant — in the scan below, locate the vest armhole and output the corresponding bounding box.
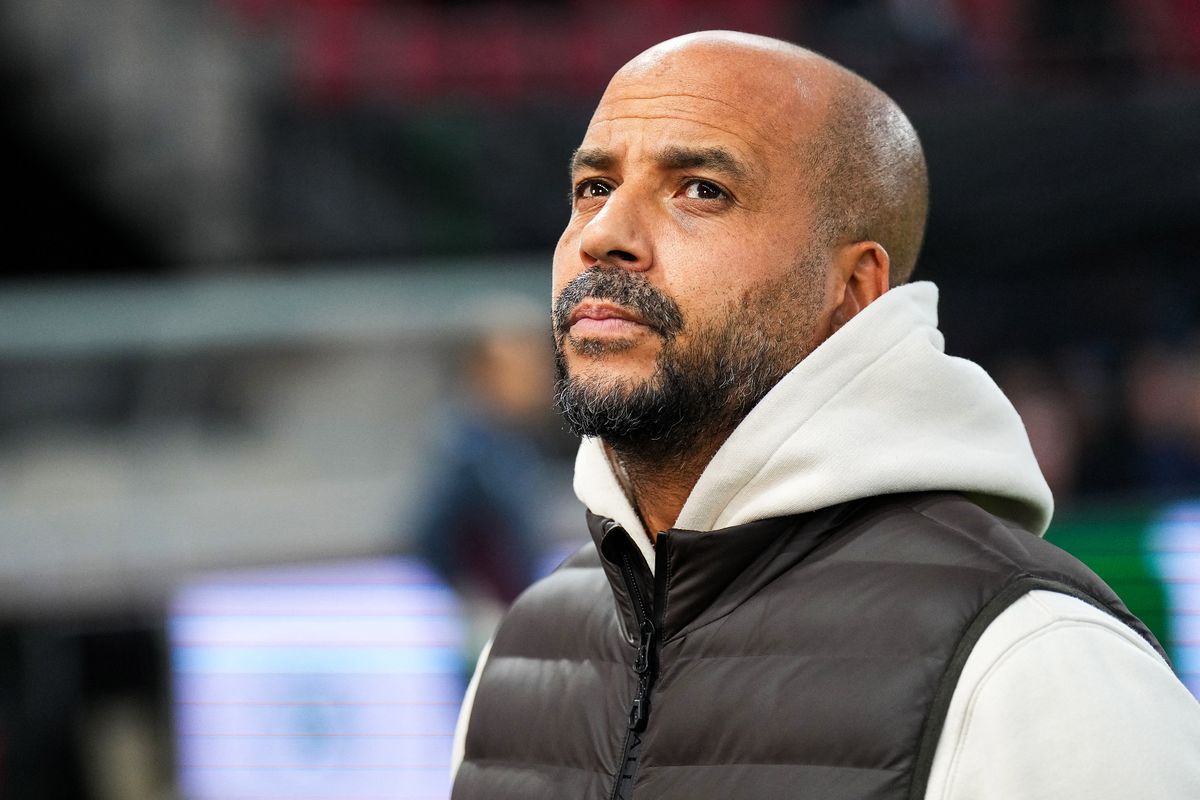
[905,576,1112,800]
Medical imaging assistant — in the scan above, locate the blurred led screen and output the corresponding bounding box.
[170,558,465,800]
[1151,501,1200,696]
[1047,499,1200,697]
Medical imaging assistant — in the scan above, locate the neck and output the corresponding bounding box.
[606,432,729,541]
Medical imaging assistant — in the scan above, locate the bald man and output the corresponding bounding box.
[450,32,1200,799]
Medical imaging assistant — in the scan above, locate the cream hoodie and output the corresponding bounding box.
[452,282,1200,796]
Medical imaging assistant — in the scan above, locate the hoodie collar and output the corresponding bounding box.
[574,282,1053,574]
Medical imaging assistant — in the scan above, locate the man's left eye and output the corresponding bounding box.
[683,180,725,200]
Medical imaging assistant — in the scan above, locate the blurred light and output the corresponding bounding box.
[1152,501,1200,698]
[170,557,465,800]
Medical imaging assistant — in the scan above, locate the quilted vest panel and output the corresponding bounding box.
[452,492,1164,800]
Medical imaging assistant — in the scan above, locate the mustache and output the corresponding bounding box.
[553,267,684,339]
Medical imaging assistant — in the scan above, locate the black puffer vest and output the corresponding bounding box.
[453,492,1165,800]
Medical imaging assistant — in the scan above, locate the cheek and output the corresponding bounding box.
[551,229,580,295]
[662,234,776,306]
[655,226,731,288]
[737,234,794,283]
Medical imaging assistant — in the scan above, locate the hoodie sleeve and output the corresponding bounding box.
[925,590,1200,799]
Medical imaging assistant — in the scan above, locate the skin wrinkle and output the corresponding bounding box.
[585,95,772,146]
[591,92,777,142]
[586,116,767,152]
[597,91,752,112]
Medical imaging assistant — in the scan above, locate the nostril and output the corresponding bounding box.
[610,250,637,262]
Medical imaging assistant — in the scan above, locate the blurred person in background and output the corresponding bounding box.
[414,327,555,672]
[1126,338,1200,496]
[449,31,1200,800]
[995,358,1085,503]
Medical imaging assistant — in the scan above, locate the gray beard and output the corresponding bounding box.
[553,262,823,463]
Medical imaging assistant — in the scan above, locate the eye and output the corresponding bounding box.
[683,179,726,200]
[573,178,613,203]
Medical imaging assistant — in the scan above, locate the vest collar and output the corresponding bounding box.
[589,501,860,642]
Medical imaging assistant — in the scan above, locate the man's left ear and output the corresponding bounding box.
[830,241,890,333]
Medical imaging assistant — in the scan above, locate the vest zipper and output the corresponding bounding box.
[609,548,658,800]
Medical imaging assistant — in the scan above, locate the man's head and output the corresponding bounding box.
[552,31,928,461]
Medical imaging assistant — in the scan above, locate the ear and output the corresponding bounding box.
[829,241,890,334]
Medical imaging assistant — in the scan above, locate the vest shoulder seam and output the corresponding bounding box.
[462,757,612,776]
[488,652,629,669]
[896,499,1032,564]
[641,760,907,773]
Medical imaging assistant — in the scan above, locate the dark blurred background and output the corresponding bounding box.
[1,1,1198,798]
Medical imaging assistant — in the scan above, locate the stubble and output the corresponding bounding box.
[552,256,825,465]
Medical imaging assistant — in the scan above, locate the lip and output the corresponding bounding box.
[567,300,648,330]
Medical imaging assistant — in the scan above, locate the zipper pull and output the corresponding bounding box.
[629,690,650,732]
[633,618,655,674]
[628,619,656,731]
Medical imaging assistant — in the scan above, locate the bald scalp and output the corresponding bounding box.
[807,68,929,286]
[617,32,929,286]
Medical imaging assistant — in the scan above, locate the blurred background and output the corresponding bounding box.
[1,1,1199,797]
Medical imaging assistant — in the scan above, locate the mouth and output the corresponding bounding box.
[551,266,684,344]
[566,300,650,337]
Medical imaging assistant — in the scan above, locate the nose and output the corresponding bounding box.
[577,187,652,272]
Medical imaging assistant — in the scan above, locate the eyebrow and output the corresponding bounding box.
[569,147,613,177]
[568,145,756,186]
[655,145,754,184]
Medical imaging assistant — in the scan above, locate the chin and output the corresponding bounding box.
[566,341,659,378]
[570,364,657,394]
[567,333,643,358]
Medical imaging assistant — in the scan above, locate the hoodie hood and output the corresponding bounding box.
[573,281,1053,572]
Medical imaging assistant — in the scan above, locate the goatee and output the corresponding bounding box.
[552,264,821,463]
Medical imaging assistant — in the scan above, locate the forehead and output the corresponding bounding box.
[580,59,820,171]
[586,88,773,150]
